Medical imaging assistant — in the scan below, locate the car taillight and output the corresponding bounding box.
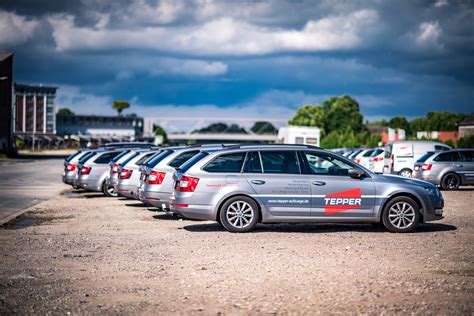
[178,176,199,192]
[373,156,383,162]
[148,170,166,185]
[119,168,133,179]
[80,166,91,175]
[355,158,361,163]
[66,163,76,171]
[112,164,119,174]
[422,163,432,171]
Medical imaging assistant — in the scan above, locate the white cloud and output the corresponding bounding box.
[57,85,115,116]
[416,21,442,49]
[434,0,449,8]
[48,9,379,55]
[0,10,38,46]
[149,58,228,76]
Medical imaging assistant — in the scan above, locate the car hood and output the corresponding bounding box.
[377,174,435,188]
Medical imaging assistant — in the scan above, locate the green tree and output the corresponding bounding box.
[457,136,474,148]
[288,105,325,132]
[409,117,428,134]
[425,112,464,131]
[193,123,247,134]
[322,95,364,133]
[112,100,130,116]
[389,116,411,136]
[250,121,278,135]
[153,125,168,144]
[57,107,75,116]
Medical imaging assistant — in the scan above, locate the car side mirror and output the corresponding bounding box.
[348,168,365,179]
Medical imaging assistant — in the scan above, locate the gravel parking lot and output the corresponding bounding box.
[0,188,473,314]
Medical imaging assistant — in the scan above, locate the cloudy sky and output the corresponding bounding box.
[1,0,473,123]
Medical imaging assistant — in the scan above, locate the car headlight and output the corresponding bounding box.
[425,187,440,197]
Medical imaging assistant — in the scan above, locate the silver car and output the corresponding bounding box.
[63,149,96,188]
[139,145,225,210]
[77,149,124,193]
[170,144,444,233]
[116,149,159,199]
[413,149,474,190]
[105,149,145,197]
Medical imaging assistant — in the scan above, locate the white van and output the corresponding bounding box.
[383,141,450,177]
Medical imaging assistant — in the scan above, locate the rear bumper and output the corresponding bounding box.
[78,177,102,192]
[141,190,171,209]
[169,196,215,220]
[116,183,138,199]
[62,174,75,185]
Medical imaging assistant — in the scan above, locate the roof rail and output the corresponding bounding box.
[222,143,322,150]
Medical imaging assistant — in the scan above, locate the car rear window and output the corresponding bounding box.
[370,149,383,157]
[260,151,300,174]
[417,152,435,163]
[179,152,209,173]
[111,150,130,163]
[79,152,97,164]
[120,152,140,166]
[146,150,173,168]
[66,151,82,162]
[362,149,375,157]
[203,152,246,173]
[135,152,155,165]
[169,150,200,168]
[94,151,121,164]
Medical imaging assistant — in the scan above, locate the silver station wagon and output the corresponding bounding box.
[170,144,445,233]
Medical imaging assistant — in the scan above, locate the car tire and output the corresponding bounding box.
[398,168,412,178]
[102,181,118,197]
[441,173,460,190]
[382,196,421,233]
[219,196,259,233]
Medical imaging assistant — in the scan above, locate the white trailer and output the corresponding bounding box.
[278,126,321,146]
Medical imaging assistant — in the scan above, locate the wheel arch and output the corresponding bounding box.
[379,192,425,222]
[215,194,262,223]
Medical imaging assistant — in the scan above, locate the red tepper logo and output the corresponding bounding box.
[324,188,362,215]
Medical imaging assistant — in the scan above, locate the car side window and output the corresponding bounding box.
[459,151,474,162]
[304,152,353,176]
[259,151,300,174]
[203,152,246,173]
[244,151,262,173]
[433,152,454,162]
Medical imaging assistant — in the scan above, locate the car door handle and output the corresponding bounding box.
[251,180,266,185]
[311,181,326,186]
[455,164,463,167]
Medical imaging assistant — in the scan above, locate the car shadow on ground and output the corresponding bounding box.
[181,222,457,234]
[125,202,148,208]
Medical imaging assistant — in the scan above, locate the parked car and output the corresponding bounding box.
[355,148,380,168]
[368,149,385,173]
[77,149,125,193]
[63,149,96,188]
[105,149,146,197]
[413,149,474,190]
[115,149,159,199]
[348,148,364,160]
[383,141,450,177]
[139,145,227,211]
[170,144,444,233]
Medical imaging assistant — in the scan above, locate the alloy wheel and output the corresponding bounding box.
[226,201,254,229]
[388,202,415,229]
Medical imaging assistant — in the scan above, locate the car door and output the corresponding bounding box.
[301,151,376,219]
[243,150,311,217]
[456,151,474,184]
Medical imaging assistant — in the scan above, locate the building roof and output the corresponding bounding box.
[0,52,13,62]
[459,114,474,127]
[14,82,57,93]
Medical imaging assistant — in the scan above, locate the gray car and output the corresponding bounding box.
[139,145,226,210]
[170,144,444,233]
[77,149,124,193]
[116,149,159,199]
[63,149,96,188]
[413,149,474,190]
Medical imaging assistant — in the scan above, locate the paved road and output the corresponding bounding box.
[0,157,68,224]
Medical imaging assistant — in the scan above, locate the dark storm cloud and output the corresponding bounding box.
[1,0,473,118]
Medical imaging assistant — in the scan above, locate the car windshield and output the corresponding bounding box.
[417,152,435,163]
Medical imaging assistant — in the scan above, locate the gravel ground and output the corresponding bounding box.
[0,189,473,315]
